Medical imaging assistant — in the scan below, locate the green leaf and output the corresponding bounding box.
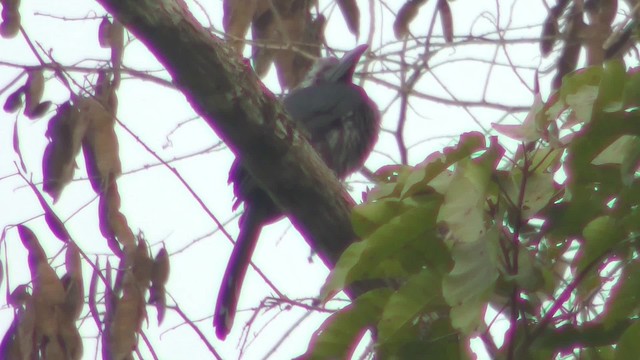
[579,216,622,272]
[401,132,486,198]
[351,198,405,237]
[560,66,603,101]
[547,66,602,126]
[560,66,603,122]
[592,135,635,166]
[320,240,368,301]
[368,165,413,201]
[598,60,626,113]
[303,288,393,360]
[576,270,602,303]
[442,227,500,334]
[378,269,443,342]
[565,85,599,124]
[504,171,556,219]
[528,146,563,173]
[615,320,640,360]
[566,111,640,189]
[379,317,463,360]
[493,91,545,142]
[322,195,441,300]
[582,346,615,360]
[542,198,599,241]
[504,248,543,292]
[620,136,640,186]
[438,159,492,243]
[532,323,625,357]
[622,67,640,109]
[604,261,640,329]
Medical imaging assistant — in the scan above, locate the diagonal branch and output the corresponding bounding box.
[97,0,358,271]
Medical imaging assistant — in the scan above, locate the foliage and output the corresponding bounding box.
[305,61,640,359]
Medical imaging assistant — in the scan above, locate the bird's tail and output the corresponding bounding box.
[214,205,264,340]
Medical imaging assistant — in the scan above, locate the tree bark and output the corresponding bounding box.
[97,0,358,270]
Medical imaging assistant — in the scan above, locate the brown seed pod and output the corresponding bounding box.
[26,100,52,119]
[24,68,45,117]
[3,86,24,112]
[0,10,20,39]
[98,16,112,48]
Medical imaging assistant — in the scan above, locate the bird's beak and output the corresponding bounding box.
[326,44,369,82]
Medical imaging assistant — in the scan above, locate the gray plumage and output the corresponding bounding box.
[214,45,380,340]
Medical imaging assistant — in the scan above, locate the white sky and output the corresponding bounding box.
[0,1,565,359]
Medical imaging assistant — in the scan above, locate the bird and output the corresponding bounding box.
[214,44,380,340]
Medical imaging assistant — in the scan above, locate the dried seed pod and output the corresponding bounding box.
[3,86,24,112]
[27,100,52,119]
[0,10,20,38]
[438,0,454,43]
[98,16,112,48]
[337,0,360,36]
[394,0,427,39]
[149,248,169,323]
[132,239,153,288]
[42,101,88,201]
[79,97,121,193]
[223,0,261,54]
[24,68,44,117]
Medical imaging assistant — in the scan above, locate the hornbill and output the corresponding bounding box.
[214,44,380,340]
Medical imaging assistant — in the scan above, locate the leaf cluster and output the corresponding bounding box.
[304,62,640,359]
[1,20,171,359]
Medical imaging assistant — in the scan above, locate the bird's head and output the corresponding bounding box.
[297,44,368,88]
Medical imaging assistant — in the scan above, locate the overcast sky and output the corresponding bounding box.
[0,1,556,359]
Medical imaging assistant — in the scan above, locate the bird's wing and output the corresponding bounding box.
[284,83,367,135]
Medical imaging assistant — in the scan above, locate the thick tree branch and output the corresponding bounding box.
[97,1,358,269]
